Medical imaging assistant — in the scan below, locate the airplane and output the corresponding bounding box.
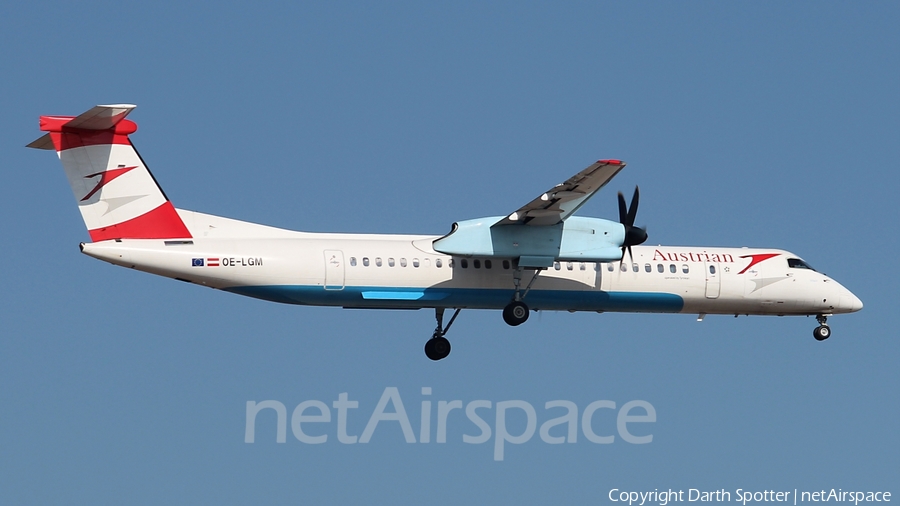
[28,104,863,361]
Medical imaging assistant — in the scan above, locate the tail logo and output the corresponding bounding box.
[81,166,137,201]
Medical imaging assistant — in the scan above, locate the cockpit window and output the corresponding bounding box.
[787,258,816,271]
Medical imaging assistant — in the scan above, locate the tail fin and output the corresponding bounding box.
[27,104,191,241]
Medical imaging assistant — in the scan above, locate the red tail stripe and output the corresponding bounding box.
[88,202,192,242]
[49,131,132,151]
[40,117,138,151]
[40,116,137,134]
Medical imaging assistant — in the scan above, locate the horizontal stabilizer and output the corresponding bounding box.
[26,104,137,150]
[26,134,54,150]
[64,104,136,130]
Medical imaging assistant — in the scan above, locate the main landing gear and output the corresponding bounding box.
[425,307,460,361]
[423,268,541,360]
[502,267,541,327]
[813,314,831,341]
[503,301,529,326]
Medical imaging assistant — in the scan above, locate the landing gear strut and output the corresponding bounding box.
[813,314,831,341]
[425,307,460,361]
[502,267,541,326]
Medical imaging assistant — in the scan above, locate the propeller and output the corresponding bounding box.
[617,186,648,262]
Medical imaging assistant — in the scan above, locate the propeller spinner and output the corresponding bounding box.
[617,186,648,262]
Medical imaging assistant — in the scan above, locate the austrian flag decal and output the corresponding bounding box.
[191,257,220,267]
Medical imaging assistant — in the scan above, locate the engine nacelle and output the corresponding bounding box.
[432,216,624,267]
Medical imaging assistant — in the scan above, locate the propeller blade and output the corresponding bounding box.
[617,185,648,261]
[626,186,640,226]
[619,186,647,255]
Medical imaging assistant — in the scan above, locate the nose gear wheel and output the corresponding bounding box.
[813,314,831,341]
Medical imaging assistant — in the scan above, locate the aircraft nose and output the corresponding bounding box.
[840,289,863,313]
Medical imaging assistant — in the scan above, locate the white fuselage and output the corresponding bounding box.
[80,210,862,318]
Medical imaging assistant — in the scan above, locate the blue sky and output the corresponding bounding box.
[1,2,897,504]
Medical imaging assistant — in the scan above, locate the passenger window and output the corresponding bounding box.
[669,264,676,273]
[567,262,574,271]
[620,263,627,272]
[400,258,407,267]
[363,257,370,267]
[474,259,481,269]
[502,260,510,270]
[554,261,561,270]
[709,265,716,274]
[388,258,395,267]
[682,264,689,274]
[436,258,442,268]
[657,264,664,273]
[608,263,614,272]
[485,260,492,269]
[461,259,468,268]
[580,263,586,271]
[350,257,357,267]
[632,263,639,272]
[412,258,419,268]
[375,257,383,267]
[644,263,651,272]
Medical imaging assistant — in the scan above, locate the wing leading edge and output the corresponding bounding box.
[494,159,626,227]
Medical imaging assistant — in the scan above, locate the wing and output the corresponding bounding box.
[493,159,626,227]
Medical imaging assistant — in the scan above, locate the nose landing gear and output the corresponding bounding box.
[813,314,831,341]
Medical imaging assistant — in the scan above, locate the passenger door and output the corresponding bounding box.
[705,261,720,299]
[324,250,345,290]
